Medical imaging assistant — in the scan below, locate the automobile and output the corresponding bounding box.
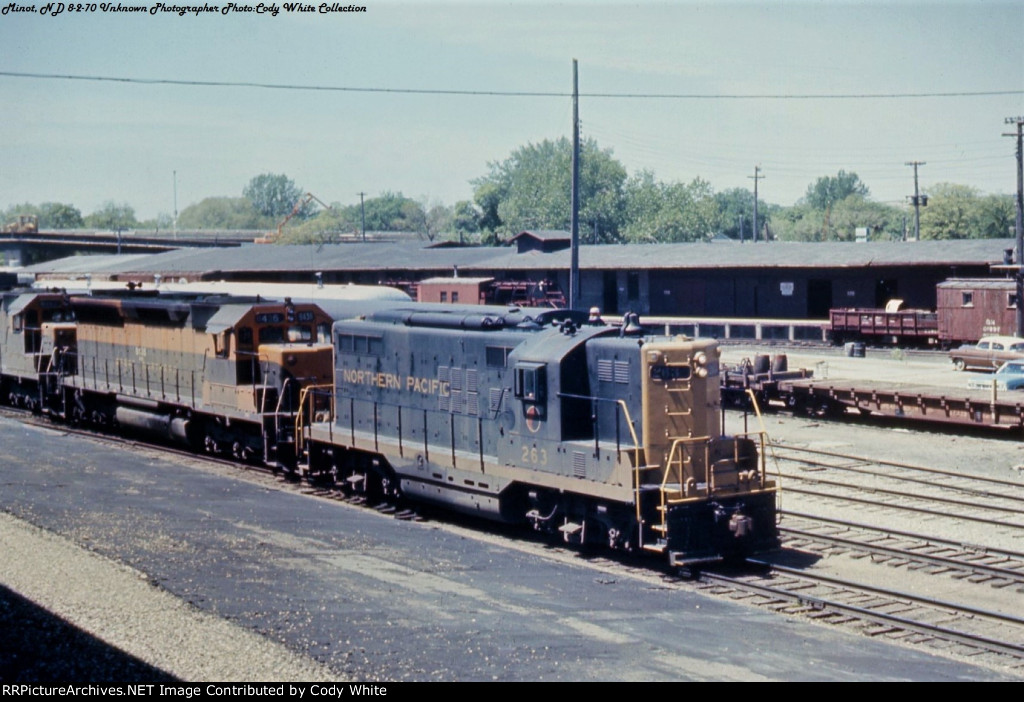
[966,360,1024,391]
[949,335,1024,371]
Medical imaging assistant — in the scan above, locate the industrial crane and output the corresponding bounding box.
[255,193,332,244]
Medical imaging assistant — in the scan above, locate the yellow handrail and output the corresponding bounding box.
[295,384,334,454]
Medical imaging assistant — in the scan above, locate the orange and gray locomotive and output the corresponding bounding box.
[1,289,336,468]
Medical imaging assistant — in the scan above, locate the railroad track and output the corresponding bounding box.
[6,404,1024,675]
[768,444,1024,548]
[697,564,1024,672]
[779,512,1024,589]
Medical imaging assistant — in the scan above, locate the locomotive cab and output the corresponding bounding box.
[1,291,76,412]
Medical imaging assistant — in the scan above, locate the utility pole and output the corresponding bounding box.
[748,167,763,242]
[173,170,178,240]
[906,161,926,241]
[569,59,581,311]
[1004,117,1024,336]
[358,192,366,242]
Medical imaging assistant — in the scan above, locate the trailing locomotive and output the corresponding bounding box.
[0,288,780,566]
[300,306,780,565]
[1,288,337,468]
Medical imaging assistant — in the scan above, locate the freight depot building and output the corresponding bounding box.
[24,232,1016,320]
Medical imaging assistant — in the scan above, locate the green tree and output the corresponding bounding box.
[473,182,503,239]
[919,183,981,240]
[771,202,826,242]
[452,200,481,241]
[243,173,307,220]
[38,202,84,229]
[472,137,627,242]
[281,206,355,244]
[803,171,870,210]
[829,195,902,241]
[621,172,718,243]
[713,187,770,241]
[421,201,453,242]
[177,197,267,229]
[975,193,1016,239]
[85,201,138,230]
[356,192,422,231]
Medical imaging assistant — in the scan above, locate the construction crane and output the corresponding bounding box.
[255,193,332,244]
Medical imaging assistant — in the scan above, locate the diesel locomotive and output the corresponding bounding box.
[300,305,780,565]
[1,288,337,468]
[0,288,781,565]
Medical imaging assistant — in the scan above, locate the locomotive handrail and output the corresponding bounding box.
[295,384,334,454]
[557,392,648,531]
[744,388,782,497]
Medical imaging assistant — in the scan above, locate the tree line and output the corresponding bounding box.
[3,137,1017,244]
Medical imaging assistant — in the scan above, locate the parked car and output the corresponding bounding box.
[949,335,1024,371]
[966,360,1024,390]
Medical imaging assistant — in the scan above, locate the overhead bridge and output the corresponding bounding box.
[0,229,254,265]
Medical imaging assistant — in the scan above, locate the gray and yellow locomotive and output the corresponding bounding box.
[301,305,779,565]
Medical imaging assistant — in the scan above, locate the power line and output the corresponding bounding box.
[0,70,1020,100]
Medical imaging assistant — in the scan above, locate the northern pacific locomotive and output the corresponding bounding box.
[300,305,779,565]
[0,289,780,566]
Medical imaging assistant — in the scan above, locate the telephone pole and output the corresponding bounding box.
[905,161,926,241]
[1004,117,1024,336]
[358,192,366,242]
[569,59,581,310]
[748,167,763,242]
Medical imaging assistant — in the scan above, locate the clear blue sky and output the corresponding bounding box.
[1,0,1022,221]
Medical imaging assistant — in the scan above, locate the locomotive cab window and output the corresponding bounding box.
[286,325,313,343]
[214,330,231,358]
[514,362,546,403]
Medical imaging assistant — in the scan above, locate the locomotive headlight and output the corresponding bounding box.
[695,366,709,378]
[693,351,707,367]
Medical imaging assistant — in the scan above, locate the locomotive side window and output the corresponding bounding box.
[336,333,383,356]
[486,346,513,368]
[514,362,546,402]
